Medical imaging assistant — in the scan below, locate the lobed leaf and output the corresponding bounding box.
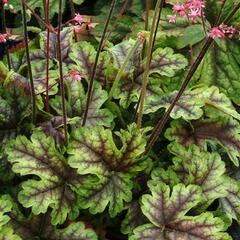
[166,118,240,166]
[220,177,240,223]
[6,131,86,225]
[130,183,231,240]
[51,80,114,127]
[69,41,112,83]
[196,40,240,105]
[169,144,228,201]
[68,124,147,216]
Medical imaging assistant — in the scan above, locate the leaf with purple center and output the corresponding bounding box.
[0,196,97,240]
[68,124,148,217]
[50,80,114,127]
[111,43,188,108]
[6,131,92,225]
[130,183,231,240]
[166,118,240,166]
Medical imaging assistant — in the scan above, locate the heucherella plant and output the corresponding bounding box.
[0,0,240,239]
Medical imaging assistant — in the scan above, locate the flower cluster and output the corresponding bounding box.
[168,0,205,23]
[74,13,84,24]
[0,33,8,43]
[209,24,239,39]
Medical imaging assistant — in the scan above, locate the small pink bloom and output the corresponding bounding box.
[209,27,225,39]
[70,70,82,81]
[173,3,185,13]
[167,15,176,23]
[2,0,8,4]
[188,8,200,22]
[74,13,84,24]
[0,33,8,43]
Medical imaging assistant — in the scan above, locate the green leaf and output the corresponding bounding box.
[68,124,147,217]
[108,39,142,71]
[130,183,231,240]
[9,0,66,20]
[0,195,12,229]
[0,62,9,82]
[69,41,112,83]
[144,88,204,119]
[39,27,74,62]
[220,177,240,223]
[147,47,188,77]
[114,76,163,109]
[0,225,22,240]
[169,144,228,202]
[113,47,187,108]
[176,24,206,49]
[199,86,240,121]
[196,39,240,105]
[51,80,114,127]
[0,204,97,240]
[166,118,240,166]
[45,221,98,239]
[6,131,86,225]
[144,85,240,120]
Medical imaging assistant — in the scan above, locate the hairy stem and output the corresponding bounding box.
[145,3,240,154]
[0,2,11,70]
[57,0,68,144]
[21,0,37,124]
[44,0,50,113]
[137,0,164,128]
[82,0,116,126]
[108,39,141,101]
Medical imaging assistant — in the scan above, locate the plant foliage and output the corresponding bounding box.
[0,0,240,239]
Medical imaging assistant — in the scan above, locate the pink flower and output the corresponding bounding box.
[185,0,205,9]
[69,70,82,81]
[0,33,8,43]
[171,0,205,23]
[219,24,236,38]
[74,13,84,24]
[173,3,185,13]
[2,0,8,4]
[188,8,201,22]
[209,27,225,39]
[167,15,176,23]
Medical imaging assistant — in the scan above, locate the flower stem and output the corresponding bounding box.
[44,0,50,113]
[57,0,68,144]
[137,0,164,128]
[21,0,37,124]
[145,0,152,31]
[82,0,116,126]
[0,2,11,70]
